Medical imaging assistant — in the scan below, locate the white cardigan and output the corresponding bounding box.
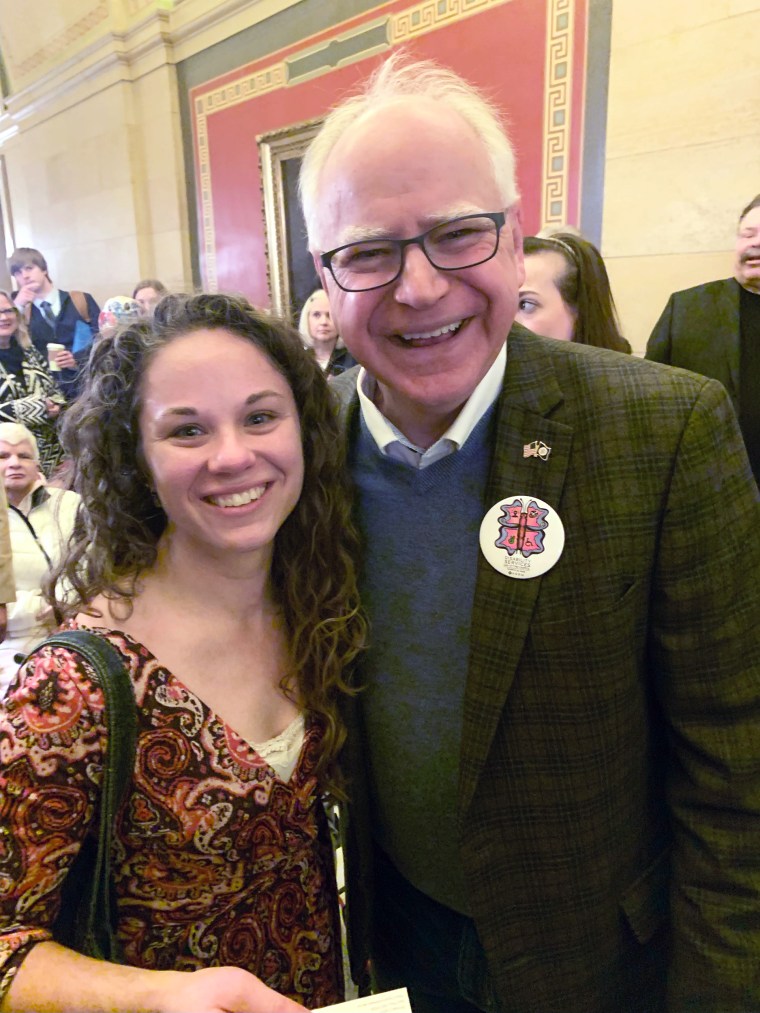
[0,483,80,694]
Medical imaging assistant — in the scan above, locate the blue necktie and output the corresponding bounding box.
[40,301,56,328]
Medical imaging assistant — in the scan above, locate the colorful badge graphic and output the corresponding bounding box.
[479,495,565,579]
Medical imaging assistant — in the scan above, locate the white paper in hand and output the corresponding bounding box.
[316,987,412,1011]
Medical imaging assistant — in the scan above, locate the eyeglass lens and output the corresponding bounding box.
[328,215,501,292]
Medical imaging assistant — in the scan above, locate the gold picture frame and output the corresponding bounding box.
[258,117,323,320]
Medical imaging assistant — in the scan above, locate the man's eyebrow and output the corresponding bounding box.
[334,206,487,246]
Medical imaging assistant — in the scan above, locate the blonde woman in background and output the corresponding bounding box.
[298,288,356,377]
[0,422,79,695]
[0,290,66,476]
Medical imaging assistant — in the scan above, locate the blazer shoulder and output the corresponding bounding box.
[668,277,739,305]
[513,329,723,415]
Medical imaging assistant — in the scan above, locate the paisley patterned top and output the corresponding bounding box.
[0,626,343,1008]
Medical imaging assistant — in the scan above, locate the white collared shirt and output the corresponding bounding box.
[34,288,61,317]
[356,343,506,469]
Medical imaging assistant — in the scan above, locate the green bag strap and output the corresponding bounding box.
[39,629,137,960]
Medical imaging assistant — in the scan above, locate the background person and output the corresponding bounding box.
[0,289,66,476]
[61,295,144,407]
[132,278,168,318]
[0,293,365,1012]
[301,55,760,1012]
[0,422,79,696]
[299,288,356,377]
[516,233,631,352]
[98,295,141,338]
[646,194,760,483]
[8,247,99,400]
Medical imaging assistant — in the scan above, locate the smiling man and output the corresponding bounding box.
[302,57,760,1013]
[646,195,760,483]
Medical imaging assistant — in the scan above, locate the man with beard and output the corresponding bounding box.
[647,195,760,482]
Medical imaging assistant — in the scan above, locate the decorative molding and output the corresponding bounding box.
[286,19,389,86]
[0,154,15,258]
[193,0,510,290]
[124,0,163,16]
[390,0,508,44]
[195,103,217,292]
[258,118,322,315]
[7,2,109,85]
[195,61,287,117]
[0,10,174,133]
[541,0,574,228]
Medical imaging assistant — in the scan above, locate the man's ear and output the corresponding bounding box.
[509,200,525,287]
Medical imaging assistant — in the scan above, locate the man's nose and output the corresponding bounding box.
[393,244,449,307]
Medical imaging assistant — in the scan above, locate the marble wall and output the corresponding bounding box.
[0,0,294,301]
[603,0,760,353]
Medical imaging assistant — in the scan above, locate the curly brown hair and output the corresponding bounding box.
[51,292,366,792]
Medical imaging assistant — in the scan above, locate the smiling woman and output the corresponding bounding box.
[0,290,66,476]
[0,294,366,1012]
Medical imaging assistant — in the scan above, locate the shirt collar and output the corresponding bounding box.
[356,342,506,468]
[34,288,61,315]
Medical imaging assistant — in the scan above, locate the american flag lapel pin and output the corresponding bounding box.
[523,440,552,461]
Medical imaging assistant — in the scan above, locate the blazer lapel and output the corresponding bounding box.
[460,329,573,815]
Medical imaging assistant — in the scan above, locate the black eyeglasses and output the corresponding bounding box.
[320,211,507,293]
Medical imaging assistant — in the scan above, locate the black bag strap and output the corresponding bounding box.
[35,629,137,960]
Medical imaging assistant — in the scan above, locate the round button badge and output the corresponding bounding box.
[479,494,565,580]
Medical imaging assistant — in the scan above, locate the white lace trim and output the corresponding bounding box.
[252,713,305,781]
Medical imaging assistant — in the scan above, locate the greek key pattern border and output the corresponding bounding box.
[194,0,509,289]
[541,0,574,228]
[390,0,508,43]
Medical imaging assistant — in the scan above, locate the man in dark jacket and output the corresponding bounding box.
[8,247,99,400]
[646,195,760,482]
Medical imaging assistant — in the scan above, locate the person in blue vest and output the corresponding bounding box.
[8,247,99,401]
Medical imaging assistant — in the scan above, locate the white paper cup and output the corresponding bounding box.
[47,342,65,372]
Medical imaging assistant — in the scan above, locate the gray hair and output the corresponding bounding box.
[300,53,519,248]
[739,194,760,224]
[0,422,39,460]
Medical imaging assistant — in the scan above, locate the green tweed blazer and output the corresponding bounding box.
[333,325,760,1013]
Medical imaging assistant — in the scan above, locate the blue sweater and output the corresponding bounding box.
[352,406,494,914]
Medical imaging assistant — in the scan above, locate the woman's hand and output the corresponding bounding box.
[157,966,304,1012]
[45,398,61,418]
[53,349,77,371]
[1,948,306,1013]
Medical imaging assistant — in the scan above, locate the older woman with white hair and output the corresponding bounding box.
[0,422,79,693]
